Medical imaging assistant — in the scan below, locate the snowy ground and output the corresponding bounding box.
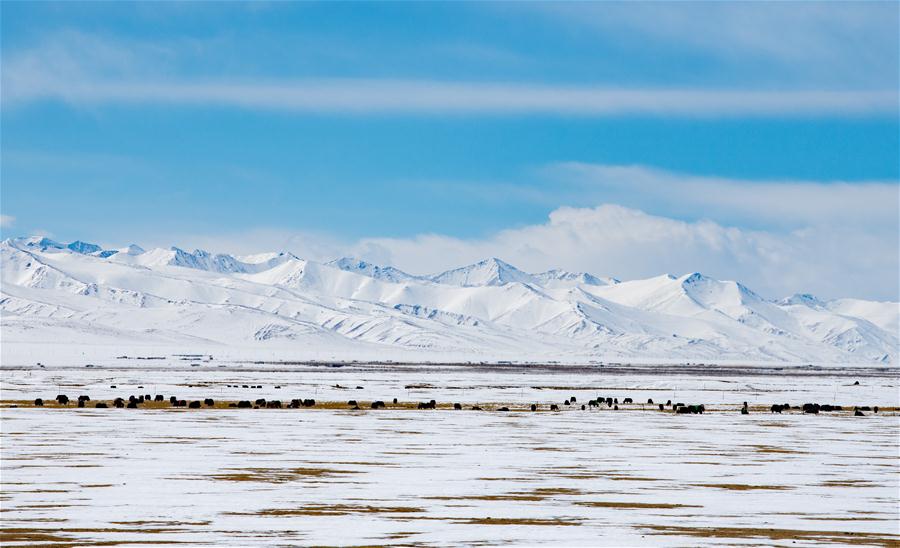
[1,363,899,547]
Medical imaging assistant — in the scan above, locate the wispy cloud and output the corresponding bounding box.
[544,163,900,229]
[0,215,15,229]
[2,32,896,117]
[518,2,900,87]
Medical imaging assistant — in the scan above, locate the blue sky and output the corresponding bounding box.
[1,2,898,299]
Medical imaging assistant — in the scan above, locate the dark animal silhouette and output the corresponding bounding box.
[570,396,577,403]
[95,402,108,408]
[56,395,69,405]
[348,400,358,407]
[658,403,664,411]
[855,409,865,416]
[588,400,599,408]
[237,400,252,408]
[531,404,537,411]
[34,398,44,406]
[623,398,633,404]
[771,404,784,413]
[453,403,462,410]
[189,401,201,408]
[204,398,215,406]
[372,401,386,409]
[647,399,654,404]
[154,395,164,402]
[266,400,282,408]
[471,406,482,411]
[302,399,316,407]
[497,407,509,411]
[581,404,586,410]
[255,398,266,406]
[564,400,570,406]
[802,403,820,414]
[127,401,138,408]
[170,396,177,404]
[393,398,398,404]
[79,395,91,403]
[550,404,559,411]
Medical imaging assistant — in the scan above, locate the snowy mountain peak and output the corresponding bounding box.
[67,240,103,255]
[328,257,418,283]
[431,257,536,287]
[534,269,617,287]
[779,293,825,307]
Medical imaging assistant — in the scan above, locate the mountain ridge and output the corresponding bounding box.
[1,237,896,365]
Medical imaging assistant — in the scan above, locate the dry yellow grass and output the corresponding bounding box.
[643,525,900,546]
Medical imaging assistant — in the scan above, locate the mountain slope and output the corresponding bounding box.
[1,238,896,365]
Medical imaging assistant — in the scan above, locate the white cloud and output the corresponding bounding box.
[347,204,898,301]
[0,215,15,229]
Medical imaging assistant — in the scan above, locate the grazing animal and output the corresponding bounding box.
[110,385,116,388]
[356,386,364,390]
[855,409,865,416]
[237,400,252,408]
[255,398,267,406]
[676,406,692,414]
[266,400,282,409]
[189,401,201,409]
[550,404,559,411]
[453,403,462,410]
[471,406,482,411]
[95,402,108,408]
[874,406,879,413]
[154,395,164,402]
[588,400,599,408]
[658,404,664,411]
[853,380,860,385]
[242,385,248,388]
[741,403,749,415]
[531,404,537,411]
[623,398,633,404]
[34,398,44,406]
[145,394,151,401]
[302,399,316,407]
[614,405,619,410]
[606,397,613,406]
[771,404,784,413]
[647,399,654,404]
[666,400,672,406]
[204,398,215,406]
[170,396,177,404]
[348,400,358,407]
[564,400,571,406]
[802,403,820,414]
[581,404,586,410]
[570,396,577,403]
[497,407,509,412]
[56,395,69,405]
[79,395,91,402]
[820,404,835,412]
[78,400,85,408]
[372,401,386,409]
[393,398,398,404]
[127,401,138,409]
[175,400,188,407]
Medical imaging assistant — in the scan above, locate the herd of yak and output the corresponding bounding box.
[28,392,880,416]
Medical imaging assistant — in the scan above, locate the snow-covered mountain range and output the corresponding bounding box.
[1,237,897,365]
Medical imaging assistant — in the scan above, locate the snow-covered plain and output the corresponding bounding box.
[2,237,897,366]
[1,363,898,546]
